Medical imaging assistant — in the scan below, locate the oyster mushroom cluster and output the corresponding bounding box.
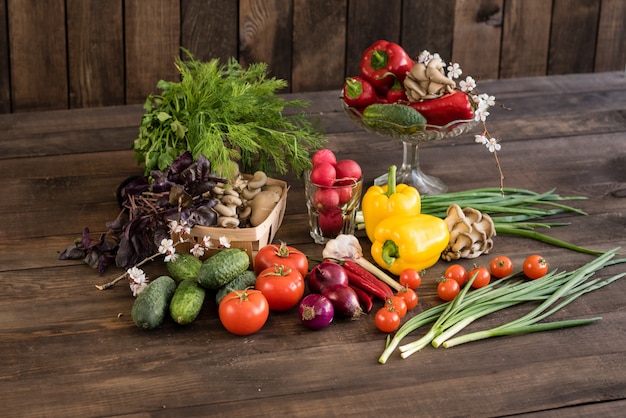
[441,204,496,261]
[404,54,456,101]
[208,171,283,228]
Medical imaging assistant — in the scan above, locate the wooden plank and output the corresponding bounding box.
[344,0,402,77]
[452,0,503,80]
[548,0,600,75]
[66,0,124,108]
[595,0,626,72]
[401,0,456,62]
[0,0,10,113]
[238,0,293,85]
[291,0,347,92]
[181,0,238,63]
[7,0,67,112]
[125,0,181,104]
[500,0,552,78]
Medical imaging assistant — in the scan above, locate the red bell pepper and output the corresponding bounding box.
[342,76,378,109]
[409,90,475,127]
[385,79,408,104]
[359,40,414,94]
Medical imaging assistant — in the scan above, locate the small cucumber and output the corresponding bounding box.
[215,269,258,305]
[170,279,206,325]
[131,275,176,331]
[167,253,202,282]
[362,103,426,133]
[197,248,250,289]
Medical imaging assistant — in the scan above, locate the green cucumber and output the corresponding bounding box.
[362,103,426,133]
[197,248,250,289]
[131,275,176,330]
[170,279,206,325]
[215,269,258,305]
[167,253,202,282]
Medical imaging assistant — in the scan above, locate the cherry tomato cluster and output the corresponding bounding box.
[374,268,422,333]
[309,149,363,237]
[437,254,549,302]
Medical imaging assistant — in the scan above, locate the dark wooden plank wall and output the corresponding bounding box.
[0,0,624,114]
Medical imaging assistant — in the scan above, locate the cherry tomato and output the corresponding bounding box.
[523,254,549,279]
[374,306,401,333]
[444,264,468,286]
[490,255,514,279]
[469,266,491,289]
[218,289,269,336]
[254,242,308,277]
[399,268,422,290]
[386,296,408,318]
[396,287,418,310]
[437,278,460,301]
[255,265,305,311]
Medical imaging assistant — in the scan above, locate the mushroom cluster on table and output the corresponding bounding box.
[208,171,283,228]
[441,204,496,261]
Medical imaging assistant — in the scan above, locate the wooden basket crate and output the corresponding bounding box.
[187,177,289,263]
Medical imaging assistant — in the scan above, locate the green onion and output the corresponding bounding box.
[378,248,625,364]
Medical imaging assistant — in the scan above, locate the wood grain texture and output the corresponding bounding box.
[452,0,504,80]
[548,0,600,75]
[0,0,10,113]
[239,0,293,84]
[345,0,402,77]
[291,0,347,91]
[500,0,552,78]
[181,0,238,63]
[67,0,125,108]
[401,0,456,62]
[125,0,181,104]
[595,0,626,72]
[1,73,626,416]
[7,0,68,112]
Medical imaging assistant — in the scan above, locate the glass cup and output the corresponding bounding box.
[304,171,363,244]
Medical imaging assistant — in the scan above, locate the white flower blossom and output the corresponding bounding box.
[202,235,212,248]
[190,244,205,258]
[447,63,462,79]
[487,138,501,152]
[475,134,489,145]
[417,50,431,63]
[158,238,175,255]
[479,93,496,107]
[219,236,231,248]
[459,76,476,92]
[127,267,147,296]
[164,252,179,262]
[474,107,490,122]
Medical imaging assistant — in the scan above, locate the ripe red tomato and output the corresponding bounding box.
[374,306,401,333]
[437,278,460,301]
[399,268,422,290]
[444,264,468,286]
[218,289,269,336]
[396,287,418,310]
[386,296,408,318]
[469,266,491,289]
[255,265,305,311]
[523,254,549,279]
[254,242,308,277]
[490,255,514,278]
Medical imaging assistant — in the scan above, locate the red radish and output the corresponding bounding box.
[313,188,340,211]
[334,159,362,186]
[310,162,336,186]
[336,186,353,205]
[318,209,343,236]
[312,149,337,166]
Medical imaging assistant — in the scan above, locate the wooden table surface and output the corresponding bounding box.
[2,72,626,417]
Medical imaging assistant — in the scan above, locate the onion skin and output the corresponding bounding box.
[323,285,363,320]
[298,294,334,330]
[307,260,349,294]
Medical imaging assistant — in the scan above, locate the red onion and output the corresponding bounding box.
[323,285,363,320]
[307,260,349,294]
[298,294,334,330]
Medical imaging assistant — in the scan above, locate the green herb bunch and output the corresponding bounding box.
[133,50,326,179]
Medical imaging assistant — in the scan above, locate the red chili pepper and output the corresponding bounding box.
[349,284,374,313]
[343,260,394,301]
[409,90,475,127]
[359,40,414,94]
[342,76,378,109]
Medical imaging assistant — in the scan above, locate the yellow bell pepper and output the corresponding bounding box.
[371,214,450,275]
[361,165,421,242]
